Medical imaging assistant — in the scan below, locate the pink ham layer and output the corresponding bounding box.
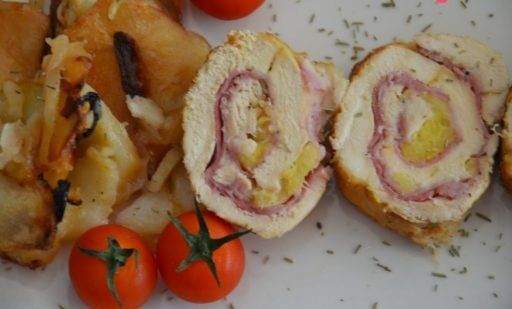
[368,66,486,202]
[205,66,331,216]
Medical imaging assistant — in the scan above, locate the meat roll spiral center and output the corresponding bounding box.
[331,33,509,245]
[184,31,346,237]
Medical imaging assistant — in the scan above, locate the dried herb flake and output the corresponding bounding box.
[376,263,391,272]
[283,257,294,264]
[421,23,432,32]
[353,244,362,254]
[476,212,492,222]
[381,0,396,8]
[432,272,447,278]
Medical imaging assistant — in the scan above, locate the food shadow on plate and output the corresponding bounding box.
[0,245,69,289]
[325,179,430,255]
[244,178,429,267]
[472,173,510,226]
[497,174,512,213]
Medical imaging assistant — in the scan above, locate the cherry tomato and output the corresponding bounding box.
[191,0,265,20]
[69,224,157,309]
[156,209,247,303]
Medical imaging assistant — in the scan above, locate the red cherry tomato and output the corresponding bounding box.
[156,210,246,303]
[191,0,265,20]
[69,224,157,309]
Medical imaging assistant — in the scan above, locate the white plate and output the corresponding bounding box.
[1,1,512,308]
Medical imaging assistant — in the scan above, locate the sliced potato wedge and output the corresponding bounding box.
[64,0,209,136]
[0,2,49,85]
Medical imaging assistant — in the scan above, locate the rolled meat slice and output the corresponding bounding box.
[501,88,512,191]
[184,31,347,238]
[331,33,509,246]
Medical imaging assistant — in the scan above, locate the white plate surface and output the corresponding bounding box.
[1,1,512,308]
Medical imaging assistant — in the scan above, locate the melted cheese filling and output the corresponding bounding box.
[238,101,272,170]
[399,94,457,165]
[391,172,416,194]
[252,142,321,208]
[212,69,324,210]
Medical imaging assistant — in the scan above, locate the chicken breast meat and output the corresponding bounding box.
[184,31,348,238]
[331,33,509,246]
[500,88,512,191]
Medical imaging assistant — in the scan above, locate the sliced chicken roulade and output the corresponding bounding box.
[184,31,347,238]
[331,33,509,246]
[501,88,512,191]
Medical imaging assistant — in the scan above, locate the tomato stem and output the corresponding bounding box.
[167,200,250,287]
[78,237,139,307]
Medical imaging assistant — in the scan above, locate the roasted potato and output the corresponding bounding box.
[56,0,182,30]
[1,0,203,267]
[0,3,53,261]
[59,84,143,241]
[65,0,209,173]
[64,0,209,146]
[2,35,143,267]
[0,2,49,85]
[61,0,207,219]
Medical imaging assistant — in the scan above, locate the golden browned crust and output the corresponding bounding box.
[349,45,389,81]
[500,88,512,191]
[333,161,459,247]
[349,42,415,83]
[1,245,59,269]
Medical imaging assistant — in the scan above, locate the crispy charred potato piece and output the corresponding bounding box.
[0,2,49,85]
[59,84,143,241]
[5,87,143,267]
[113,32,145,97]
[0,96,53,254]
[0,3,54,262]
[3,36,143,267]
[64,0,209,139]
[0,175,53,253]
[38,36,143,240]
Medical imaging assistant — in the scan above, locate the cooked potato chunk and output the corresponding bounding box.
[56,0,182,29]
[0,3,49,85]
[0,174,52,252]
[64,0,209,141]
[3,36,143,267]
